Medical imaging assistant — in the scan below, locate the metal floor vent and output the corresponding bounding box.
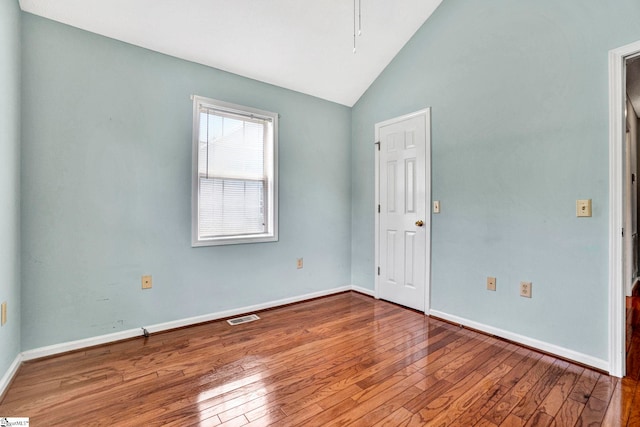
[227,314,260,326]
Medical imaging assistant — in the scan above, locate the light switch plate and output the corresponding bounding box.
[1,301,6,326]
[576,199,592,217]
[433,201,440,214]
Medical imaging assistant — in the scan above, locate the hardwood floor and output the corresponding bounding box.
[1,291,639,426]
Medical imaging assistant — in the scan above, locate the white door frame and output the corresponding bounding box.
[374,108,431,314]
[609,40,640,377]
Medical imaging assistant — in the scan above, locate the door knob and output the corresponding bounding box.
[415,220,424,227]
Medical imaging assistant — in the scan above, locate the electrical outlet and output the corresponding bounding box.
[520,281,532,298]
[487,277,496,291]
[142,275,152,289]
[1,301,6,326]
[297,258,303,269]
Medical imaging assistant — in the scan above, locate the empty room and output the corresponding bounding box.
[3,0,640,425]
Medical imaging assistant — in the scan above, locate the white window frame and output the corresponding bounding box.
[191,95,278,246]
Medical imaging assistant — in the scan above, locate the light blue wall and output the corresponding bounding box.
[0,0,22,377]
[352,0,640,361]
[20,14,352,350]
[17,0,640,365]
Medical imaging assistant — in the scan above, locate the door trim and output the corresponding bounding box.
[609,40,640,377]
[374,108,431,314]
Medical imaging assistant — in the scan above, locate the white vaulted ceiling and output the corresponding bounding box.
[19,0,443,106]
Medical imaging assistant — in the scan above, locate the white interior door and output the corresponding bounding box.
[375,109,431,312]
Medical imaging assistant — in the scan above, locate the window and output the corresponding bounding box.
[191,96,278,246]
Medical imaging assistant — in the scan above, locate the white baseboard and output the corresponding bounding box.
[8,289,609,394]
[0,353,23,398]
[21,329,144,361]
[351,285,375,297]
[21,285,353,362]
[429,309,609,373]
[141,285,353,335]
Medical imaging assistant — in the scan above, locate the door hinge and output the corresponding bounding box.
[622,228,625,237]
[374,141,380,151]
[378,204,380,213]
[377,267,380,275]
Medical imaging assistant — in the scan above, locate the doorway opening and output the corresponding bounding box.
[609,40,640,378]
[625,57,640,298]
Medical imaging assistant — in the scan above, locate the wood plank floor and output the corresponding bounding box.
[1,291,639,426]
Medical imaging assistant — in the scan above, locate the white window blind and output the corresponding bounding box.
[192,97,278,246]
